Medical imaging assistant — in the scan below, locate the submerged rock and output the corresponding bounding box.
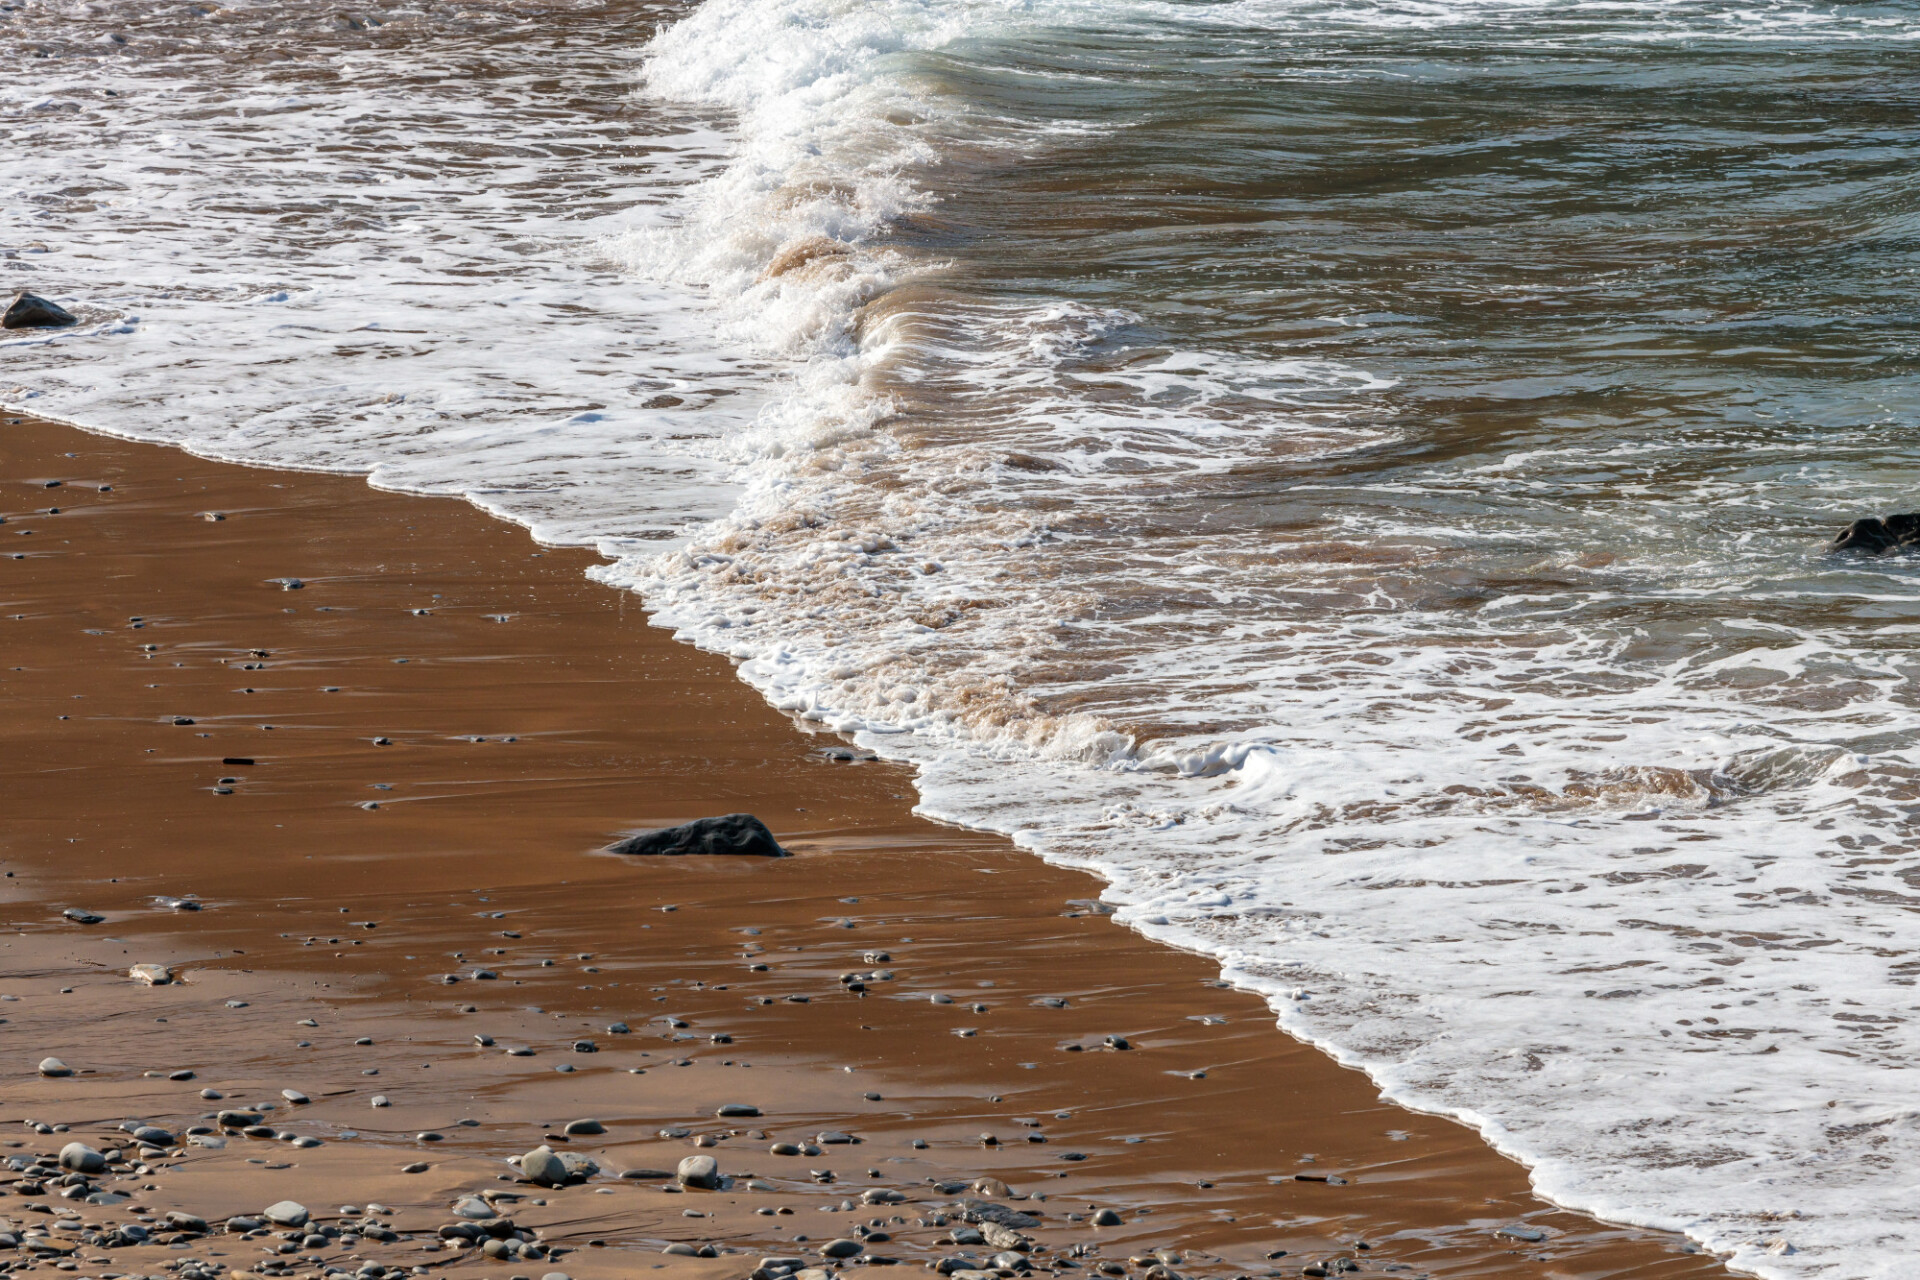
[608,813,788,858]
[1829,513,1920,555]
[3,292,76,329]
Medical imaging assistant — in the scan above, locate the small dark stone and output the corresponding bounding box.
[607,813,788,858]
[3,293,76,329]
[1830,513,1920,555]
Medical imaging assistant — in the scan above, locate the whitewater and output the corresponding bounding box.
[9,0,1920,1275]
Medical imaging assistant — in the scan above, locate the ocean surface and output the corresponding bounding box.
[7,0,1920,1273]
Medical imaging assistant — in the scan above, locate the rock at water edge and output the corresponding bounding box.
[607,813,788,858]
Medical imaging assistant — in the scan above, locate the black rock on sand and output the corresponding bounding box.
[608,812,789,857]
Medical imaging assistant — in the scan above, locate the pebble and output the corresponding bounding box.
[56,1143,104,1174]
[716,1103,760,1118]
[371,1095,391,1107]
[129,964,173,986]
[282,1089,310,1105]
[61,908,103,925]
[1092,1209,1123,1226]
[521,1146,569,1187]
[402,1162,430,1174]
[562,1119,605,1136]
[37,1057,72,1078]
[451,1197,495,1220]
[1495,1225,1547,1243]
[676,1154,720,1190]
[820,1239,864,1259]
[262,1200,310,1228]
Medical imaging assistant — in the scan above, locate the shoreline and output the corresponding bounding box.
[0,414,1732,1280]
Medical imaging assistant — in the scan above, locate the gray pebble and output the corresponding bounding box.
[820,1239,863,1259]
[57,1143,104,1174]
[676,1154,720,1189]
[37,1057,72,1078]
[521,1146,568,1187]
[563,1119,605,1136]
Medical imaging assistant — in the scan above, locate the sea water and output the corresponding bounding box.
[7,0,1920,1274]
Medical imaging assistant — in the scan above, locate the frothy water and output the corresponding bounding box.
[1,0,753,544]
[11,0,1920,1274]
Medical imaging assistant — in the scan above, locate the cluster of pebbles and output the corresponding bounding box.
[0,1105,1345,1280]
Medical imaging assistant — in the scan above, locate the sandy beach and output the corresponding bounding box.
[0,416,1735,1280]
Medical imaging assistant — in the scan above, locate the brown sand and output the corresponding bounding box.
[0,416,1734,1280]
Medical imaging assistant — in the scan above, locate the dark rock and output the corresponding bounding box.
[3,293,76,329]
[1830,513,1920,555]
[608,813,788,858]
[960,1200,1039,1229]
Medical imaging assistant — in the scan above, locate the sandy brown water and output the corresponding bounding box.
[0,417,1733,1280]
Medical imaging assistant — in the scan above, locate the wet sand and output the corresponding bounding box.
[0,416,1734,1280]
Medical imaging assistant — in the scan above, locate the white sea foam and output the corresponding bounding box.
[1,0,756,547]
[10,0,1920,1275]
